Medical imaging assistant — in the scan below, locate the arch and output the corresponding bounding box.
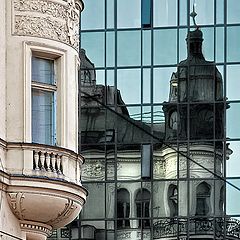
[117,188,130,228]
[195,182,211,216]
[135,189,151,228]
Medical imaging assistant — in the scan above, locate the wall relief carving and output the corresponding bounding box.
[12,0,79,49]
[7,192,25,220]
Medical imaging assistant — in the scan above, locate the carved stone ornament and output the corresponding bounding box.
[13,0,80,50]
[7,192,26,220]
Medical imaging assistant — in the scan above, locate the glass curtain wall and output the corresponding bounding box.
[49,0,240,239]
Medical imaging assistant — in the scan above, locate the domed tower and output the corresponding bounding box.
[164,28,224,142]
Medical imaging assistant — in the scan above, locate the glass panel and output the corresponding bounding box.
[226,179,240,215]
[32,57,54,84]
[142,0,152,28]
[117,30,141,66]
[179,0,187,26]
[153,0,177,27]
[227,141,240,177]
[227,65,240,100]
[202,27,214,61]
[227,103,240,139]
[154,29,177,65]
[153,67,175,104]
[81,183,105,219]
[81,0,105,30]
[143,68,151,104]
[117,68,141,104]
[227,26,240,62]
[179,28,188,61]
[107,0,114,28]
[106,31,115,67]
[32,89,54,145]
[227,0,240,24]
[190,0,214,25]
[81,32,105,67]
[143,30,151,66]
[117,0,141,28]
[216,27,224,63]
[80,221,106,239]
[216,0,224,24]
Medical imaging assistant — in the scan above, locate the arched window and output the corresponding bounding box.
[135,189,150,228]
[196,182,211,216]
[117,189,130,228]
[168,184,178,217]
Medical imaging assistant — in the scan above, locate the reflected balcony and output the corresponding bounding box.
[153,218,240,239]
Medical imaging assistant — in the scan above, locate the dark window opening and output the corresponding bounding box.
[136,189,151,228]
[117,189,130,228]
[196,182,211,216]
[142,0,152,28]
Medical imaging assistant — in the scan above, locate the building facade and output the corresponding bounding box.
[0,0,87,239]
[51,0,240,239]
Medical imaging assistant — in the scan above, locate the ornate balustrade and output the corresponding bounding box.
[153,218,240,239]
[6,142,84,185]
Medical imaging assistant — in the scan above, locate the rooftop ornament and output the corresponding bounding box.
[190,1,198,28]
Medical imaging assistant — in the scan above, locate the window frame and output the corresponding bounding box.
[24,42,67,146]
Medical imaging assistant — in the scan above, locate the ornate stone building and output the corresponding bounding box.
[0,0,87,239]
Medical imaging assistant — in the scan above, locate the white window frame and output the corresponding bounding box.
[24,42,67,146]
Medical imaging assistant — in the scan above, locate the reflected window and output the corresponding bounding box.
[168,185,178,217]
[117,189,130,228]
[135,189,150,228]
[196,182,211,216]
[219,186,224,214]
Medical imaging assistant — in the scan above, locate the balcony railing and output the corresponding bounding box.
[6,142,84,185]
[153,218,240,239]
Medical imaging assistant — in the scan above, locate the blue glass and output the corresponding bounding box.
[81,32,105,67]
[227,26,240,62]
[143,30,151,66]
[32,57,54,84]
[153,67,175,103]
[142,0,151,28]
[227,103,240,139]
[216,27,224,63]
[32,89,54,145]
[81,0,105,30]
[227,141,240,177]
[106,32,115,67]
[226,179,240,215]
[107,0,114,29]
[154,0,177,27]
[117,0,141,28]
[154,29,177,65]
[227,65,240,100]
[143,68,151,103]
[227,0,240,24]
[117,30,141,66]
[117,69,141,104]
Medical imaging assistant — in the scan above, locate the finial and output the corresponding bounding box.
[190,2,198,27]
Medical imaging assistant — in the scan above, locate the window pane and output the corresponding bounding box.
[216,27,224,63]
[227,141,240,177]
[117,69,141,104]
[154,29,177,65]
[117,30,141,66]
[32,89,54,145]
[153,0,177,27]
[81,32,105,67]
[32,57,54,84]
[81,0,105,30]
[227,65,240,100]
[227,103,240,139]
[107,0,114,28]
[143,30,151,66]
[106,31,115,67]
[227,26,240,62]
[117,0,141,28]
[142,0,151,28]
[226,179,240,215]
[227,0,240,24]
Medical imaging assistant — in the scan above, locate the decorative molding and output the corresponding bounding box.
[12,0,79,50]
[47,199,78,226]
[20,220,52,236]
[7,192,25,220]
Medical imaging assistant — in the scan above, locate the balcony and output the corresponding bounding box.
[1,141,87,239]
[153,218,240,239]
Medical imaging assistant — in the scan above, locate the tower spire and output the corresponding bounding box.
[190,1,198,27]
